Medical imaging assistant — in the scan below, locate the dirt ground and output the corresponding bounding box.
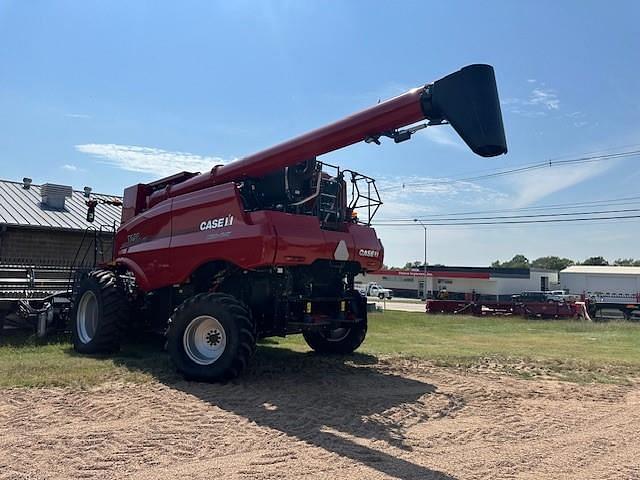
[1,353,639,480]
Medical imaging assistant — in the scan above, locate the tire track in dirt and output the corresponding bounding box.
[0,356,638,480]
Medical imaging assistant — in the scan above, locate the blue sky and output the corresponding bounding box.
[1,1,639,267]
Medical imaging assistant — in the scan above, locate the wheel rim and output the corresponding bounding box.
[77,290,99,344]
[325,327,350,342]
[183,315,227,365]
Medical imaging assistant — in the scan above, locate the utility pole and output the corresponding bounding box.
[414,219,427,300]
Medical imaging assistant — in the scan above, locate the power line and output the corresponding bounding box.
[372,214,640,227]
[379,149,640,192]
[378,207,640,223]
[382,195,640,221]
[544,142,640,161]
[391,216,640,232]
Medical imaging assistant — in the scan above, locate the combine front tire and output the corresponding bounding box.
[303,320,367,354]
[72,270,129,354]
[167,293,256,382]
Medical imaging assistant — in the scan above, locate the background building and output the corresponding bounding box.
[560,265,640,303]
[0,179,121,267]
[0,179,121,305]
[357,266,559,300]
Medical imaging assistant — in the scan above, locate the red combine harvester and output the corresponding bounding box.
[74,64,507,381]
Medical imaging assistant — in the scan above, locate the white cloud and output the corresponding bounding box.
[528,88,560,110]
[504,82,561,116]
[65,113,92,119]
[419,126,466,149]
[375,199,434,220]
[379,175,505,200]
[75,144,233,177]
[61,164,78,171]
[507,162,611,207]
[565,111,588,128]
[375,175,507,222]
[500,97,521,106]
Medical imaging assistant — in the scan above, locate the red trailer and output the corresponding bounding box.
[426,299,579,319]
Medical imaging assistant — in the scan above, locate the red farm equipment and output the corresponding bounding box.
[73,64,507,381]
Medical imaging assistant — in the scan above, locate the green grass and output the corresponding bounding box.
[2,312,640,388]
[0,335,177,388]
[271,312,640,383]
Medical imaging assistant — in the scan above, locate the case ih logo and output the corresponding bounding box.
[200,215,234,231]
[358,249,380,258]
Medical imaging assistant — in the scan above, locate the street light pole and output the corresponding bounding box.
[414,219,427,300]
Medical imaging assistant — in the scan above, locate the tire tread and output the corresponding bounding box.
[167,292,256,382]
[72,269,129,354]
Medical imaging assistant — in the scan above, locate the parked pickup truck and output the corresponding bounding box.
[545,290,579,303]
[357,282,393,299]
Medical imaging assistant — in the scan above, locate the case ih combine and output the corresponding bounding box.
[73,64,507,381]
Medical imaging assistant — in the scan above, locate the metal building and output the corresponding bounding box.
[356,266,559,300]
[560,265,640,303]
[0,178,121,308]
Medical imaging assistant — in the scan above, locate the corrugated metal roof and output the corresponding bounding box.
[0,179,121,232]
[561,265,640,275]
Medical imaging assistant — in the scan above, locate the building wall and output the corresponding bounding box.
[432,277,497,298]
[494,271,557,296]
[0,226,114,267]
[357,269,560,300]
[561,272,640,301]
[356,272,424,298]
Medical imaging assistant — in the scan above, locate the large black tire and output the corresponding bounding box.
[72,269,129,354]
[166,293,256,382]
[303,319,368,354]
[303,290,368,354]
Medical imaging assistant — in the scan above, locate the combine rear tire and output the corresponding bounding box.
[72,269,129,354]
[303,320,367,354]
[167,293,256,382]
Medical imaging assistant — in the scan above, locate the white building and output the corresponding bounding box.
[560,265,640,303]
[356,267,558,300]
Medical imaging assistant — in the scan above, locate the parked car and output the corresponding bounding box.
[356,282,393,299]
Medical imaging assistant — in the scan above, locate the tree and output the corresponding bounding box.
[531,256,574,271]
[403,261,427,269]
[491,254,530,269]
[581,256,609,266]
[613,258,640,266]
